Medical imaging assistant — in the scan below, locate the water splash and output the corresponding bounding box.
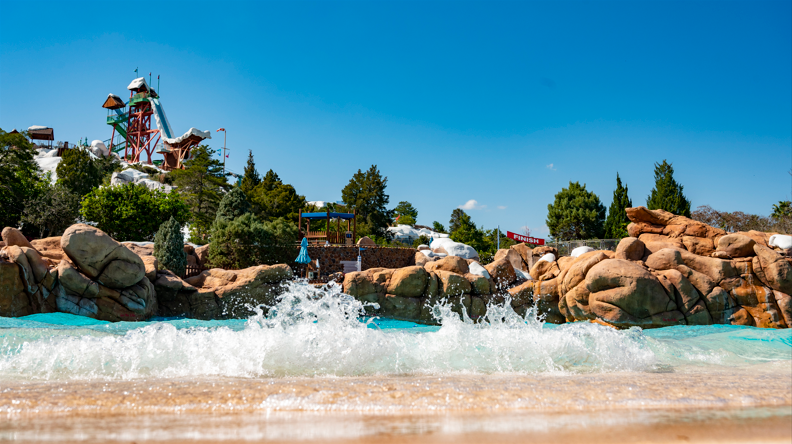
[0,280,789,381]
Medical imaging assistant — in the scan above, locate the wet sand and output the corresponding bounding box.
[1,371,790,443]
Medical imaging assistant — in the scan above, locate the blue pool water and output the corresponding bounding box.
[0,281,790,381]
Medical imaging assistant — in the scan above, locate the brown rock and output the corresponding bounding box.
[742,303,788,329]
[529,258,555,281]
[615,237,645,261]
[645,248,739,283]
[378,294,421,320]
[387,266,428,297]
[715,234,756,258]
[57,260,99,298]
[62,224,145,289]
[751,244,792,295]
[532,246,558,258]
[122,242,154,257]
[494,249,526,271]
[729,308,755,326]
[435,270,472,296]
[557,256,575,272]
[626,206,726,239]
[585,259,681,328]
[425,256,470,275]
[183,244,195,255]
[682,236,715,256]
[342,270,381,299]
[510,243,533,269]
[654,269,710,324]
[30,237,64,262]
[638,233,684,250]
[1,227,33,249]
[465,273,491,295]
[0,261,32,317]
[415,251,432,267]
[704,287,740,324]
[485,258,517,288]
[507,281,533,306]
[560,251,609,296]
[195,244,210,268]
[733,231,772,248]
[141,256,158,282]
[357,236,376,246]
[771,290,792,328]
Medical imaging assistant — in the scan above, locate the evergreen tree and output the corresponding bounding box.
[240,150,261,196]
[646,160,691,217]
[261,169,282,192]
[432,221,446,233]
[603,173,633,239]
[153,216,187,277]
[170,145,228,240]
[449,208,467,233]
[208,213,297,269]
[215,187,251,223]
[21,182,81,238]
[341,165,391,238]
[393,201,418,225]
[56,147,103,197]
[251,183,305,221]
[546,182,606,240]
[0,129,43,229]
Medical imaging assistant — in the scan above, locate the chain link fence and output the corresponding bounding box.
[551,239,621,257]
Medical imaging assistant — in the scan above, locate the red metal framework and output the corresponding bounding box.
[124,92,161,164]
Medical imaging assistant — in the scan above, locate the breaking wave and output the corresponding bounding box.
[0,280,790,381]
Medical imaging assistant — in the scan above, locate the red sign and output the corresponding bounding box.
[506,231,545,245]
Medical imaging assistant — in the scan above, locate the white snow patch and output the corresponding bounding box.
[769,234,792,250]
[571,246,595,258]
[468,262,491,279]
[537,253,556,263]
[515,268,533,281]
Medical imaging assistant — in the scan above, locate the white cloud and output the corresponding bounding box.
[497,206,507,210]
[546,163,556,171]
[459,199,486,210]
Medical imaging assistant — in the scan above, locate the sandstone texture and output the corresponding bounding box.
[342,207,792,329]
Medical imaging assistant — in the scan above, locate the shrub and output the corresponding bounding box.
[412,234,431,248]
[208,213,298,269]
[0,128,43,229]
[56,147,102,197]
[81,183,190,241]
[21,181,81,238]
[215,187,251,224]
[153,216,187,277]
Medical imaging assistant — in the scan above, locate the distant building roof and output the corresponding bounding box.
[27,126,54,141]
[127,77,150,92]
[102,94,126,109]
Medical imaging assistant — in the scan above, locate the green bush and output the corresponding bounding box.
[56,147,102,197]
[154,216,187,277]
[215,187,251,224]
[0,128,43,229]
[21,181,81,238]
[81,183,190,241]
[412,234,431,248]
[208,213,298,269]
[546,181,605,240]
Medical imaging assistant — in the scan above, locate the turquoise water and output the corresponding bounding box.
[1,281,790,381]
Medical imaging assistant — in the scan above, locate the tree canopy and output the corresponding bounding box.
[170,145,228,240]
[208,213,298,269]
[646,160,691,217]
[0,129,43,229]
[240,150,261,196]
[341,165,391,238]
[546,181,606,240]
[81,183,190,241]
[215,187,251,224]
[56,147,103,197]
[153,216,187,277]
[393,201,418,225]
[432,221,446,233]
[603,173,632,239]
[21,182,80,238]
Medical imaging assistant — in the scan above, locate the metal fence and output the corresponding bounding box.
[551,239,621,257]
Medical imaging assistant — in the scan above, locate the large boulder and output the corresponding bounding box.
[485,258,516,288]
[752,244,792,295]
[62,224,145,289]
[494,249,525,271]
[715,234,756,258]
[425,256,469,275]
[154,271,219,320]
[626,206,726,240]
[645,248,739,283]
[615,237,645,261]
[435,270,472,296]
[510,243,533,269]
[584,259,683,328]
[1,227,33,250]
[0,261,33,316]
[387,266,428,298]
[30,237,64,264]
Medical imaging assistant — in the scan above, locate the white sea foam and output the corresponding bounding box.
[0,281,790,381]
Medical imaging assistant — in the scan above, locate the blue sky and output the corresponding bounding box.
[1,0,790,238]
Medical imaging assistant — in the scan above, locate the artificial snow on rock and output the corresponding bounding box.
[388,225,449,244]
[571,246,595,258]
[429,237,479,260]
[90,140,109,158]
[468,262,491,279]
[537,253,556,263]
[769,234,792,250]
[35,157,61,182]
[515,268,532,281]
[110,168,174,193]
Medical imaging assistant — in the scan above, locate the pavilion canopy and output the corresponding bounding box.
[301,212,355,220]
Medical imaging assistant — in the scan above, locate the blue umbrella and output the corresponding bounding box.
[296,237,311,264]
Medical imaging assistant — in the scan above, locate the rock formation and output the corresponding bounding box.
[343,207,792,329]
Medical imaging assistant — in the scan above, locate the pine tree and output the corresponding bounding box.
[646,160,691,217]
[56,147,103,197]
[261,169,282,192]
[240,150,261,197]
[170,145,228,239]
[0,128,43,229]
[153,216,187,277]
[546,182,606,240]
[603,173,632,239]
[341,165,390,237]
[215,187,251,223]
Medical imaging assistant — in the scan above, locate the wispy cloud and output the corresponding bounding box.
[459,199,486,210]
[497,205,507,210]
[546,163,556,171]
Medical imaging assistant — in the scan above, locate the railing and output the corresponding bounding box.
[304,231,345,244]
[184,265,202,278]
[551,239,622,257]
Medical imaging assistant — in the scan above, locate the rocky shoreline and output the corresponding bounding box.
[1,206,790,329]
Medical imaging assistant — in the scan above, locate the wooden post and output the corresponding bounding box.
[326,209,330,244]
[353,209,357,244]
[336,214,341,244]
[298,208,303,240]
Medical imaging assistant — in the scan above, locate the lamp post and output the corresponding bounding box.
[216,128,228,175]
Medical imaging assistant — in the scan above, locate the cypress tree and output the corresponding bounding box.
[646,160,691,217]
[215,187,251,224]
[240,150,261,196]
[153,216,187,277]
[603,173,632,239]
[546,182,606,240]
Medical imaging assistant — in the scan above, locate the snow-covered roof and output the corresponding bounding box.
[28,125,50,131]
[163,127,212,145]
[127,77,150,92]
